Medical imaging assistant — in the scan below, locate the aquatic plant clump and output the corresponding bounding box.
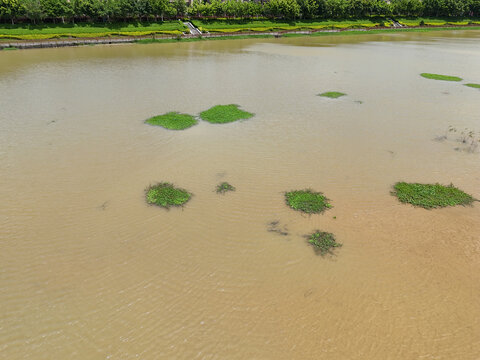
[285,189,332,214]
[146,182,192,209]
[200,104,254,124]
[392,182,475,209]
[216,182,235,194]
[318,91,346,98]
[145,112,197,130]
[464,83,480,89]
[307,231,342,255]
[420,73,462,82]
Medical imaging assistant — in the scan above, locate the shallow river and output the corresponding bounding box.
[1,30,480,359]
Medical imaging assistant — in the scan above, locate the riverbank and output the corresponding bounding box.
[0,21,187,40]
[2,23,480,50]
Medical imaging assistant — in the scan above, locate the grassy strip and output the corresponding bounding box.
[146,182,192,209]
[145,112,197,130]
[216,182,235,194]
[396,17,480,27]
[0,21,186,40]
[307,231,342,255]
[319,91,346,98]
[420,73,462,81]
[200,104,253,124]
[465,83,480,89]
[192,18,388,33]
[136,26,480,44]
[392,182,475,209]
[1,46,17,50]
[4,24,480,47]
[285,189,332,214]
[2,20,480,41]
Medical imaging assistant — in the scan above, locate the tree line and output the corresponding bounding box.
[1,0,479,25]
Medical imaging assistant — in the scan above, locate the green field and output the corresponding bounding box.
[0,21,187,40]
[191,18,391,33]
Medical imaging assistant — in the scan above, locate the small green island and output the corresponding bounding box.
[200,104,254,124]
[216,182,236,194]
[145,112,197,130]
[146,182,192,209]
[285,189,332,214]
[318,91,346,98]
[420,73,463,81]
[465,83,480,89]
[307,231,342,255]
[392,182,475,209]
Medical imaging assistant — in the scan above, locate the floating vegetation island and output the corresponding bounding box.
[285,189,332,214]
[145,112,197,130]
[146,182,192,209]
[216,182,235,194]
[307,231,342,255]
[392,182,475,209]
[200,104,254,124]
[318,91,346,99]
[465,83,480,89]
[420,73,462,82]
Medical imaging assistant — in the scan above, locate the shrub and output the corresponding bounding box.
[200,104,254,124]
[307,231,342,255]
[216,182,235,194]
[420,73,463,81]
[464,83,480,89]
[318,91,346,98]
[285,189,331,214]
[392,182,475,209]
[146,183,192,209]
[145,112,197,130]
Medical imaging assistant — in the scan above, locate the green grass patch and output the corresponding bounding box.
[216,182,235,194]
[2,46,17,50]
[200,104,253,124]
[285,189,332,214]
[420,73,462,81]
[465,83,480,89]
[0,21,186,40]
[191,18,389,33]
[392,182,475,209]
[145,112,197,130]
[318,91,346,98]
[307,231,342,255]
[396,17,480,27]
[146,182,192,209]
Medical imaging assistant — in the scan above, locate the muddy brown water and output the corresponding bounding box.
[1,31,480,359]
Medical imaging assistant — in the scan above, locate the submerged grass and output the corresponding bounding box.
[392,182,475,209]
[216,182,236,194]
[146,182,192,209]
[465,83,480,89]
[307,231,342,255]
[318,91,346,98]
[285,189,331,214]
[420,73,462,81]
[200,104,253,124]
[145,112,197,130]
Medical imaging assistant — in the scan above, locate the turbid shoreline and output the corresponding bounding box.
[1,24,480,50]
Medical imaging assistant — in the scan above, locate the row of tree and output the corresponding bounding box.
[1,0,479,24]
